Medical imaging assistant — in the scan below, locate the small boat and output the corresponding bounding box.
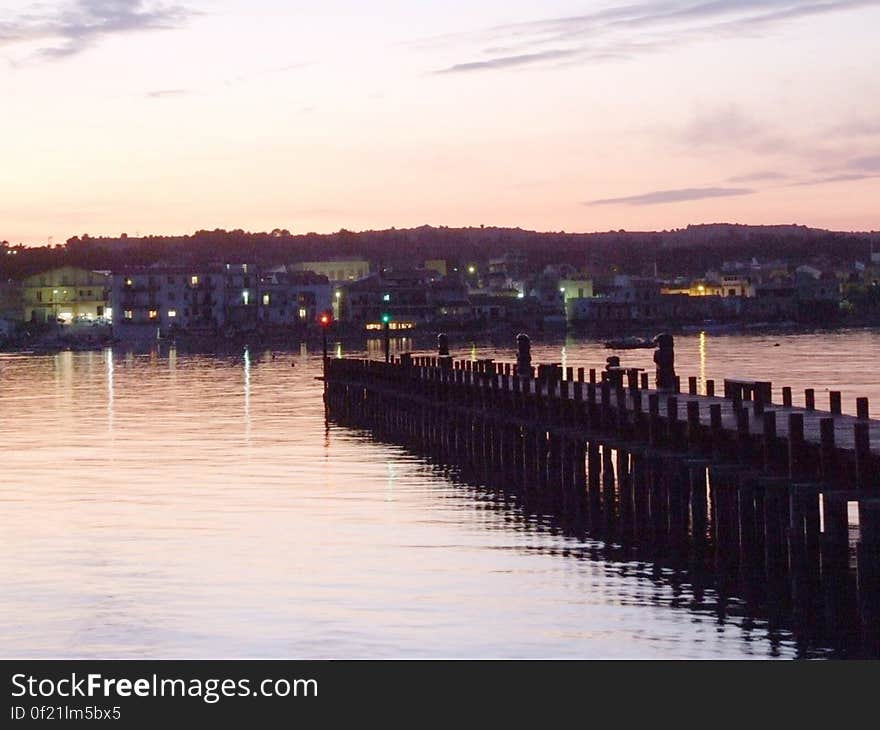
[604,336,655,350]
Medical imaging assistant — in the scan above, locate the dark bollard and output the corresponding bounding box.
[857,397,870,420]
[577,367,585,382]
[829,391,842,415]
[516,333,533,379]
[805,388,815,411]
[437,333,453,369]
[706,379,715,398]
[640,372,649,390]
[782,387,792,408]
[653,333,676,391]
[688,376,698,395]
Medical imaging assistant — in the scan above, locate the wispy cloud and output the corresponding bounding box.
[432,1,880,74]
[587,186,755,206]
[789,172,880,187]
[436,48,580,74]
[145,88,189,99]
[0,0,192,61]
[680,106,791,154]
[727,170,789,183]
[848,155,880,172]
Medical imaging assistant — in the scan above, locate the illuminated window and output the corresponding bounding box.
[148,310,159,320]
[262,293,270,306]
[190,276,199,286]
[242,290,250,305]
[124,310,133,320]
[168,309,177,318]
[299,308,307,319]
[125,278,133,286]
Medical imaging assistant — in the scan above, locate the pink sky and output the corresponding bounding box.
[2,0,879,244]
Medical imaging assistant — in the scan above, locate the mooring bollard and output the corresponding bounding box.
[437,333,453,369]
[805,388,815,411]
[516,333,533,379]
[830,391,842,415]
[654,333,676,391]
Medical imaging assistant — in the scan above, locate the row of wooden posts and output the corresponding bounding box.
[323,341,880,656]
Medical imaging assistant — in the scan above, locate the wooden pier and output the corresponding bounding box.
[324,337,880,656]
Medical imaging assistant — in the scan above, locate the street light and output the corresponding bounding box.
[319,312,332,373]
[381,312,391,363]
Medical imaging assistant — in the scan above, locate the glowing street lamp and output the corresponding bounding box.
[319,311,332,369]
[381,312,391,363]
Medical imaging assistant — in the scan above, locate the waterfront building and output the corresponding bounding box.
[22,267,110,324]
[259,270,331,326]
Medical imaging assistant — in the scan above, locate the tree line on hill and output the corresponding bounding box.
[1,224,877,281]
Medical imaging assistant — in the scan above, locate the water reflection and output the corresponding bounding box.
[0,330,878,659]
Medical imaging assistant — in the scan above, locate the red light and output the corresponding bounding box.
[319,313,332,327]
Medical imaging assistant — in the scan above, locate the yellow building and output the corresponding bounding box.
[661,281,724,297]
[23,267,110,324]
[424,259,448,277]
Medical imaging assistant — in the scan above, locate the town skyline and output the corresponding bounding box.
[3,0,880,244]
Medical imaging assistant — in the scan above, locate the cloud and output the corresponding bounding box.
[436,48,579,74]
[727,170,789,183]
[430,1,880,74]
[680,106,791,154]
[587,186,755,206]
[789,173,879,186]
[848,155,880,172]
[0,0,192,61]
[145,88,189,98]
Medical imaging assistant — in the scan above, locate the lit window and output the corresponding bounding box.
[148,310,159,320]
[190,275,199,286]
[299,308,307,319]
[125,278,133,286]
[168,309,177,318]
[124,310,133,320]
[242,290,250,305]
[262,293,270,306]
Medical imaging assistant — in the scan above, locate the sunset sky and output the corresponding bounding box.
[2,0,879,244]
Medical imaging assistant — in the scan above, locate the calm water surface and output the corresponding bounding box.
[2,329,878,658]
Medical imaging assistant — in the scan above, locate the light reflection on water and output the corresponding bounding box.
[1,329,878,659]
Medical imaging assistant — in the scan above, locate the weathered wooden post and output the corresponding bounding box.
[805,388,815,411]
[654,333,676,391]
[829,391,842,415]
[516,333,533,380]
[437,333,452,369]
